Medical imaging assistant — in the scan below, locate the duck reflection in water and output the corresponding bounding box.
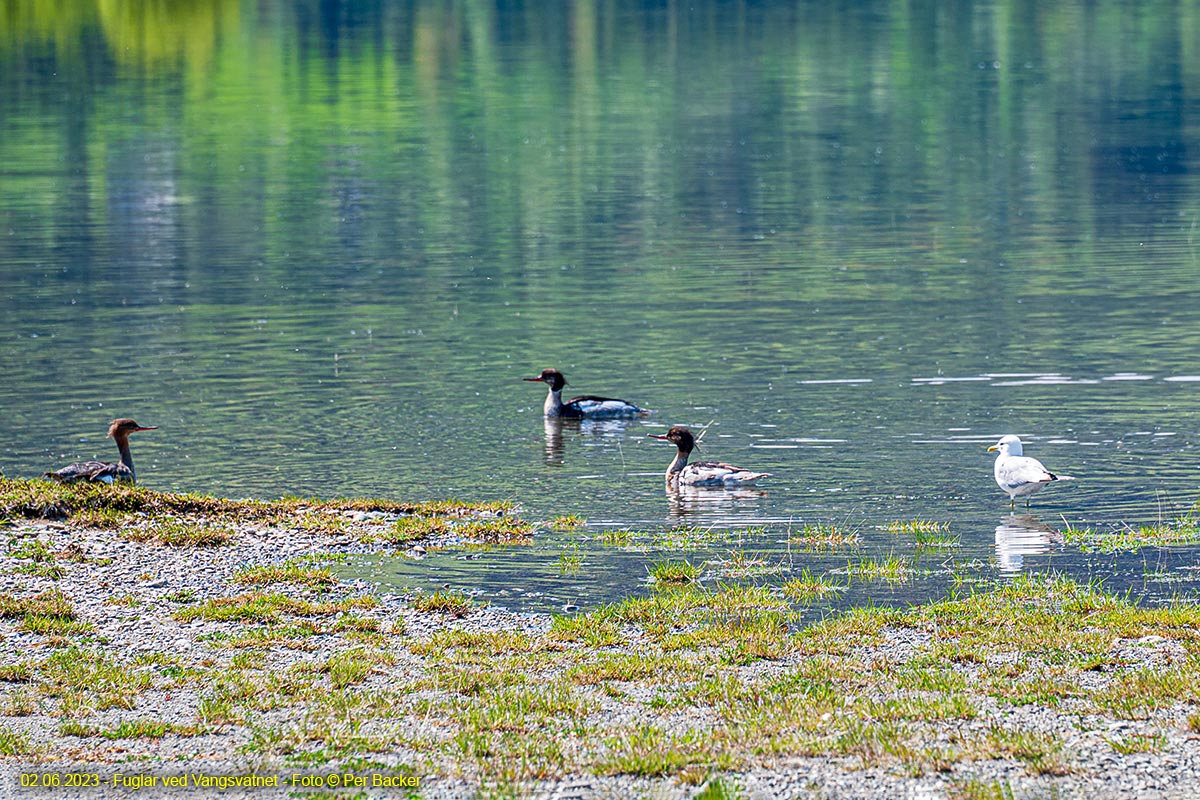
[995,514,1064,572]
[664,482,768,518]
[541,416,639,467]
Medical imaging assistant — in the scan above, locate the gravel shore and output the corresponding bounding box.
[2,506,1200,800]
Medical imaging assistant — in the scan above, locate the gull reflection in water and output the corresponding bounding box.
[541,417,636,466]
[665,483,769,518]
[995,514,1064,572]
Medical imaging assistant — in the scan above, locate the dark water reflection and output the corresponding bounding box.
[3,0,1200,613]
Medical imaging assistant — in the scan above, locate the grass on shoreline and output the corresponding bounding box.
[0,477,511,527]
[1064,518,1200,553]
[8,569,1199,792]
[0,477,520,551]
[6,481,1200,794]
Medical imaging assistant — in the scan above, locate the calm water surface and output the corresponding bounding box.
[3,0,1200,613]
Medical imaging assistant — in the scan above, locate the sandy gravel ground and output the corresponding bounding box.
[2,511,1199,800]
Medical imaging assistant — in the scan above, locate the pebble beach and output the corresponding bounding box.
[2,492,1200,800]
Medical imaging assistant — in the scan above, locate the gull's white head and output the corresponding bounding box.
[987,434,1023,457]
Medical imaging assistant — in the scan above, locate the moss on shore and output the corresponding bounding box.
[0,477,512,525]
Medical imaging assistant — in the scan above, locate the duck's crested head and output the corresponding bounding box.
[523,368,567,391]
[107,419,157,439]
[648,425,697,453]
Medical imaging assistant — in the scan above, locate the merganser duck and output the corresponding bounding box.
[988,435,1074,508]
[523,368,650,418]
[45,419,157,484]
[649,425,771,486]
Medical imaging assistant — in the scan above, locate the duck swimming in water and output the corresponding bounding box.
[45,419,157,484]
[523,368,650,419]
[649,425,771,486]
[988,434,1074,508]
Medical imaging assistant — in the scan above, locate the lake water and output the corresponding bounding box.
[3,0,1200,614]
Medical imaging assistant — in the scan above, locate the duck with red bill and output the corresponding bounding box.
[523,368,651,419]
[45,419,158,484]
[649,425,770,486]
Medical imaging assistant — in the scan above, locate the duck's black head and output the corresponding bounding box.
[648,425,696,453]
[523,368,567,391]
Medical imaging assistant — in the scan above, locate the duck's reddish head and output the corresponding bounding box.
[107,419,157,439]
[649,425,697,453]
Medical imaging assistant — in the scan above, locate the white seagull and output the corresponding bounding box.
[987,434,1074,508]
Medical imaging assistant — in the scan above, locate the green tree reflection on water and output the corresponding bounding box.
[1,0,1199,516]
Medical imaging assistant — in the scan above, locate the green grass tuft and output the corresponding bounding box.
[323,647,395,689]
[841,555,912,583]
[884,519,958,547]
[0,588,76,623]
[883,519,950,534]
[457,517,535,542]
[7,537,69,579]
[233,562,336,587]
[1064,520,1200,553]
[981,726,1071,775]
[947,779,1018,800]
[782,569,846,603]
[40,648,153,712]
[386,515,453,543]
[790,523,861,549]
[557,545,582,576]
[124,518,236,547]
[597,724,729,776]
[0,663,34,683]
[0,725,38,755]
[649,559,702,585]
[60,719,193,739]
[411,590,474,618]
[1105,732,1168,754]
[598,529,636,547]
[173,593,376,623]
[657,523,725,550]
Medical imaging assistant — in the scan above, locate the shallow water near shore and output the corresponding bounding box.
[348,373,1200,614]
[3,1,1200,614]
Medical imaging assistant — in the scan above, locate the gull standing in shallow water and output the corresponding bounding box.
[523,368,651,419]
[45,419,158,484]
[988,434,1074,508]
[649,425,771,486]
